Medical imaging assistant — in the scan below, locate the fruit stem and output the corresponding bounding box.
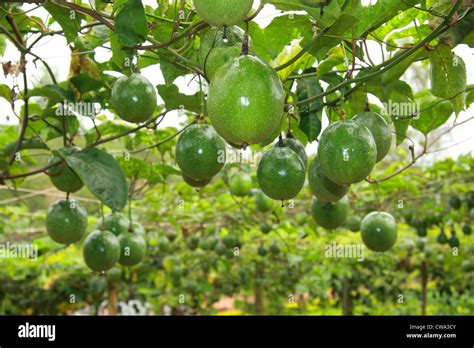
[364,102,371,112]
[278,134,284,147]
[222,25,228,42]
[241,33,250,56]
[341,109,347,122]
[286,129,294,139]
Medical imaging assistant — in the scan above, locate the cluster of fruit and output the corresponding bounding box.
[46,198,146,272]
[42,0,411,270]
[409,192,473,249]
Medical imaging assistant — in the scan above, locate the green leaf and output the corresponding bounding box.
[59,147,129,211]
[44,4,83,43]
[109,32,134,72]
[393,118,410,146]
[411,92,453,135]
[430,44,467,116]
[69,73,104,94]
[0,84,11,102]
[248,15,313,62]
[350,0,418,37]
[115,0,149,47]
[296,72,323,142]
[0,35,6,56]
[29,84,74,105]
[306,14,358,60]
[2,138,48,157]
[466,85,474,108]
[157,84,203,114]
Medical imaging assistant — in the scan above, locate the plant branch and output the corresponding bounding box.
[290,1,465,106]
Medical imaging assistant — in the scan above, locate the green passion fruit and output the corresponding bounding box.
[353,111,392,162]
[308,156,349,203]
[46,199,88,244]
[207,55,285,146]
[110,73,157,124]
[176,124,226,181]
[275,137,308,168]
[46,147,84,193]
[257,146,306,201]
[182,175,213,188]
[255,190,274,213]
[360,212,398,252]
[83,230,120,272]
[229,173,252,197]
[193,0,253,27]
[318,120,377,186]
[345,215,362,232]
[311,196,349,230]
[199,26,247,81]
[102,212,129,236]
[118,232,147,267]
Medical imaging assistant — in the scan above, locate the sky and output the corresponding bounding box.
[0,1,473,163]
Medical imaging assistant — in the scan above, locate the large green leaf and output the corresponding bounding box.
[115,0,149,47]
[350,0,419,37]
[59,147,129,211]
[411,92,453,135]
[29,84,74,105]
[44,4,83,43]
[248,15,313,62]
[430,44,467,116]
[109,32,134,72]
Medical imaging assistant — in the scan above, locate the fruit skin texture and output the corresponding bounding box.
[318,120,377,186]
[353,111,392,162]
[110,73,157,124]
[311,196,349,230]
[83,230,120,272]
[131,221,145,235]
[103,213,129,236]
[308,156,349,203]
[255,190,274,213]
[361,212,398,252]
[182,175,212,188]
[46,199,88,244]
[229,173,252,197]
[257,146,306,201]
[277,137,308,168]
[118,233,147,266]
[346,215,361,232]
[176,124,226,181]
[193,0,253,27]
[46,147,83,193]
[199,26,246,81]
[208,55,285,146]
